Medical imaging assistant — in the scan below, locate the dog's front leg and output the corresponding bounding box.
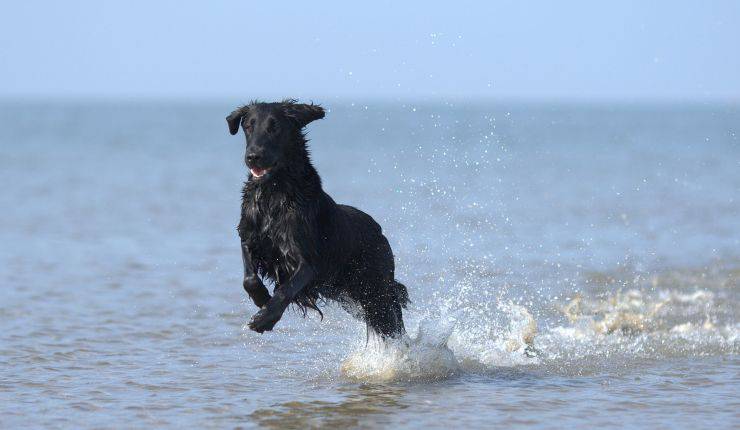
[238,228,271,308]
[248,262,316,333]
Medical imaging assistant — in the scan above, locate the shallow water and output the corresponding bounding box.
[1,102,738,428]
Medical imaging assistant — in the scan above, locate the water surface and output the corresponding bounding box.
[1,102,738,428]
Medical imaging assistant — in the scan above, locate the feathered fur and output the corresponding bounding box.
[229,100,408,338]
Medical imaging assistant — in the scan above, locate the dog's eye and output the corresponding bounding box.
[266,120,276,133]
[244,120,254,133]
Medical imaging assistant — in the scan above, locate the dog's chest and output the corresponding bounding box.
[241,190,296,254]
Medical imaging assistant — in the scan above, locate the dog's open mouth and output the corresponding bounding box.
[250,167,271,178]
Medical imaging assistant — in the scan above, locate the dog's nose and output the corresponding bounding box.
[246,153,262,164]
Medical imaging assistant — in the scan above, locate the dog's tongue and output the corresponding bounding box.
[250,167,268,177]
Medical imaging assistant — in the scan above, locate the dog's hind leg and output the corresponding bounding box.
[359,280,407,339]
[364,300,406,339]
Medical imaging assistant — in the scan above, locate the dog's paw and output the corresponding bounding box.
[248,307,281,333]
[243,276,271,308]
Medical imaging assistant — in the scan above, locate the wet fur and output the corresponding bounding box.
[228,100,408,338]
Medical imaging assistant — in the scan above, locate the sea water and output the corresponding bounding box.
[1,101,738,428]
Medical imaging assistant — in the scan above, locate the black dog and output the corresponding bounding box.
[226,100,408,338]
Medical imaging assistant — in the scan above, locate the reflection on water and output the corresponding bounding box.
[251,384,409,429]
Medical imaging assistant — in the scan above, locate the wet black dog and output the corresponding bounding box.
[226,100,408,338]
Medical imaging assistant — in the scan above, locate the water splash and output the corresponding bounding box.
[340,280,738,382]
[340,334,459,382]
[340,297,540,382]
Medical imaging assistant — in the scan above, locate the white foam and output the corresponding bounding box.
[340,334,459,382]
[340,300,539,382]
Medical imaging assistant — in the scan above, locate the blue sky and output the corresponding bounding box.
[1,1,739,101]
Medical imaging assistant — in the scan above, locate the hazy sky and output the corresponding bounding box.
[1,1,739,101]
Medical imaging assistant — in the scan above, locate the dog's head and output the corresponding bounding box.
[226,99,325,181]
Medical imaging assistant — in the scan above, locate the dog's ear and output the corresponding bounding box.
[282,100,325,128]
[226,106,249,135]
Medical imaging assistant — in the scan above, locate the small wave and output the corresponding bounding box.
[559,288,726,336]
